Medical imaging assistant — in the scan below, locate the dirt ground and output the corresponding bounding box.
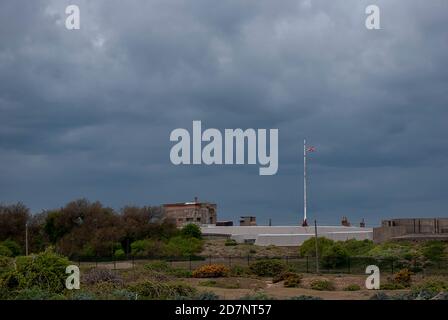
[185,274,411,300]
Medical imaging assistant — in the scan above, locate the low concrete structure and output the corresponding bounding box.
[373,218,448,243]
[201,225,372,246]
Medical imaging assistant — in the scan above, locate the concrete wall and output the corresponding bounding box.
[201,225,373,246]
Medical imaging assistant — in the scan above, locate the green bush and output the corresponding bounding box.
[369,292,390,300]
[0,245,13,257]
[195,291,220,300]
[13,287,65,300]
[411,279,448,295]
[1,240,22,257]
[239,292,275,300]
[180,224,202,239]
[0,256,13,274]
[310,279,335,291]
[380,282,406,290]
[229,265,251,277]
[0,248,70,294]
[249,259,287,277]
[114,249,126,260]
[290,295,323,300]
[144,261,192,278]
[164,236,203,257]
[422,241,446,262]
[225,239,238,246]
[129,280,196,300]
[321,243,349,268]
[343,284,361,291]
[299,237,334,257]
[340,239,374,256]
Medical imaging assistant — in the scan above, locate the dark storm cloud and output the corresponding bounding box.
[1,0,447,225]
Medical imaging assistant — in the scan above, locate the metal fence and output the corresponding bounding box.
[73,255,448,275]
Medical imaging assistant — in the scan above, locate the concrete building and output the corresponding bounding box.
[240,216,257,226]
[201,225,373,246]
[163,197,217,227]
[373,218,448,243]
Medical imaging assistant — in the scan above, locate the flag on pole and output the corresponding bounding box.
[307,146,316,152]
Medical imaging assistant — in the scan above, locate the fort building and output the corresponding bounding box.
[163,197,217,227]
[373,218,448,243]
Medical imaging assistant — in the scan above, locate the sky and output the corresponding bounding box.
[1,0,447,226]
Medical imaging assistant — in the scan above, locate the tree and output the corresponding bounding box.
[299,237,334,257]
[181,224,202,239]
[0,202,30,247]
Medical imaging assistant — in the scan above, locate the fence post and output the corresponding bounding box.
[189,256,192,271]
[247,254,250,266]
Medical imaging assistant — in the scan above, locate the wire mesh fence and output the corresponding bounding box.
[73,254,448,275]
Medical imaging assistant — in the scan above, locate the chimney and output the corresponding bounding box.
[360,218,366,228]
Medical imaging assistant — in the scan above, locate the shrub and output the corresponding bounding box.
[0,245,12,257]
[68,290,97,300]
[1,240,21,257]
[229,265,251,277]
[340,239,374,256]
[114,249,126,260]
[164,236,203,257]
[2,248,70,294]
[411,279,448,295]
[225,239,238,246]
[145,260,170,272]
[239,292,275,300]
[343,284,361,291]
[290,295,323,300]
[111,289,137,300]
[272,272,303,288]
[392,269,413,287]
[13,287,65,300]
[129,280,196,300]
[83,268,123,286]
[369,292,390,300]
[180,224,202,239]
[299,237,334,257]
[249,259,287,277]
[321,243,349,268]
[192,264,229,278]
[310,279,335,291]
[422,241,446,262]
[195,291,220,300]
[380,282,406,290]
[0,256,13,274]
[130,239,169,257]
[144,261,192,278]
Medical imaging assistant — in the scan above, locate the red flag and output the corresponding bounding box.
[307,146,316,152]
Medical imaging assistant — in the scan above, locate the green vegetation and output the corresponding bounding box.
[343,284,361,291]
[310,279,335,291]
[249,259,288,277]
[0,248,70,297]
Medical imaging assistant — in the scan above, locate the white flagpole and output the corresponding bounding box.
[303,139,308,227]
